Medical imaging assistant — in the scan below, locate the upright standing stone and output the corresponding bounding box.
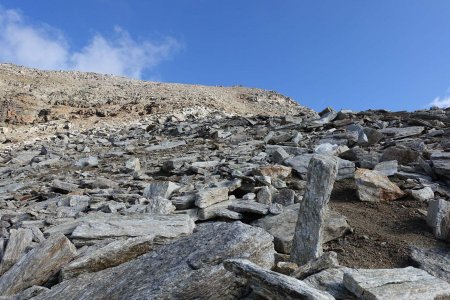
[291,155,338,265]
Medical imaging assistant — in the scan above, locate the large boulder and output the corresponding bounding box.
[35,222,275,300]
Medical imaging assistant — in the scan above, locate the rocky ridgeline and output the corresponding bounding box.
[1,73,450,298]
[0,63,315,125]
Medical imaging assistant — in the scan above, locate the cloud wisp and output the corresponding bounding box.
[0,7,181,79]
[429,96,450,108]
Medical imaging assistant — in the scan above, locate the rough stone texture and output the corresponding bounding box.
[411,187,434,202]
[0,229,33,275]
[380,146,419,165]
[285,154,354,181]
[224,259,335,300]
[61,235,157,280]
[35,222,275,300]
[195,187,229,208]
[70,213,195,244]
[304,267,356,300]
[373,160,398,176]
[410,247,450,283]
[354,168,405,202]
[291,251,340,279]
[427,199,450,240]
[253,165,292,180]
[143,181,180,199]
[253,204,351,254]
[0,234,77,296]
[343,267,450,300]
[291,155,339,265]
[145,197,176,214]
[228,201,269,215]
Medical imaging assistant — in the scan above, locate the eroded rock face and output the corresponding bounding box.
[354,168,405,202]
[35,222,275,300]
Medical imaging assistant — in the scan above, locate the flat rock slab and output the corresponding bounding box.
[195,187,229,208]
[0,233,77,296]
[71,213,195,244]
[35,222,275,300]
[61,235,157,280]
[229,201,269,215]
[304,267,356,300]
[252,204,351,254]
[224,259,334,300]
[354,168,405,202]
[378,126,424,139]
[343,266,450,300]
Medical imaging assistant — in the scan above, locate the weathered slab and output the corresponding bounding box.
[410,247,450,283]
[143,181,180,199]
[195,187,229,208]
[0,228,33,275]
[343,267,450,300]
[61,235,157,280]
[224,259,335,300]
[427,199,450,240]
[228,201,269,215]
[285,154,354,180]
[291,155,339,265]
[291,251,340,279]
[304,267,356,300]
[0,233,77,296]
[71,213,195,244]
[35,222,275,300]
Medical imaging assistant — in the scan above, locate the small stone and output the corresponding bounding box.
[411,187,434,202]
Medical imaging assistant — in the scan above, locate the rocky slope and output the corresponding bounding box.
[1,65,450,299]
[0,63,316,125]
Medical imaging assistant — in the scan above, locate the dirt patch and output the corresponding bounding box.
[327,179,450,269]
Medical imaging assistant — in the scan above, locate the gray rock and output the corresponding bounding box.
[273,189,295,206]
[354,169,405,202]
[272,147,290,164]
[145,197,176,214]
[291,155,339,265]
[52,180,79,194]
[343,266,450,300]
[0,234,77,296]
[124,157,140,173]
[304,267,356,300]
[253,204,351,254]
[224,259,335,300]
[143,181,180,199]
[61,235,157,280]
[71,213,195,245]
[363,128,383,145]
[145,140,186,151]
[195,187,229,208]
[285,154,354,180]
[410,247,450,283]
[431,152,450,180]
[74,156,98,168]
[35,222,275,300]
[374,160,398,176]
[427,199,450,240]
[256,186,273,205]
[163,155,198,171]
[411,187,434,202]
[291,251,340,279]
[378,126,424,138]
[380,146,419,165]
[0,229,33,275]
[228,201,269,215]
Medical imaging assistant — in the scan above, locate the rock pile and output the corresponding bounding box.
[1,67,450,298]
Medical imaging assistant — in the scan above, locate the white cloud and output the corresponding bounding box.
[0,7,181,79]
[429,96,450,108]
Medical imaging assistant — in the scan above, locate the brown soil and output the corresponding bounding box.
[327,179,450,269]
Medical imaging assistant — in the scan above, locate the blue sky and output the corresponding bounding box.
[0,1,450,111]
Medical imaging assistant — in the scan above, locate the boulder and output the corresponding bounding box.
[354,168,405,202]
[35,222,275,300]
